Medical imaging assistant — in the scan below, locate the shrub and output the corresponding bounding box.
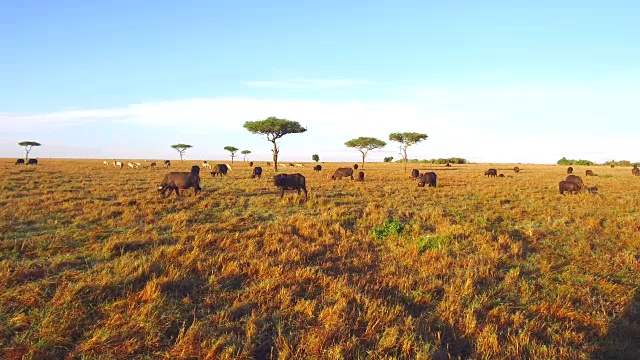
[371,218,405,239]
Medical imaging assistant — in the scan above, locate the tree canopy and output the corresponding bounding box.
[243,117,307,171]
[312,154,320,162]
[171,144,192,160]
[19,141,41,160]
[344,137,386,168]
[389,132,428,171]
[241,150,251,161]
[224,146,239,163]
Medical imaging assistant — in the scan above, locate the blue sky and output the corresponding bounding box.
[2,0,639,163]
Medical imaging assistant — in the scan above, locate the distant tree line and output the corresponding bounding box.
[557,157,639,166]
[396,157,468,164]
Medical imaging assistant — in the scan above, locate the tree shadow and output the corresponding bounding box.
[593,289,640,359]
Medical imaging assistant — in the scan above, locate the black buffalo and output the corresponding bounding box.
[632,168,640,176]
[499,174,505,178]
[353,164,359,170]
[274,173,307,199]
[15,159,24,165]
[164,160,171,168]
[585,170,595,176]
[559,181,581,195]
[26,159,38,165]
[446,163,451,167]
[313,165,322,172]
[514,166,520,173]
[567,166,573,174]
[251,167,262,179]
[158,165,201,197]
[418,172,437,187]
[332,167,354,180]
[484,168,498,177]
[150,162,157,168]
[411,169,420,179]
[249,161,254,167]
[356,171,365,181]
[565,175,586,190]
[211,164,229,176]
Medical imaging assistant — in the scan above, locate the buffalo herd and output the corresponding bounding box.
[14,159,37,165]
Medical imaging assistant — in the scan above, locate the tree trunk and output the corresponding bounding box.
[25,145,31,161]
[361,151,366,168]
[179,151,183,161]
[272,141,279,171]
[403,147,408,172]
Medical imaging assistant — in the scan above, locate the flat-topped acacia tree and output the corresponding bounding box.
[171,144,192,160]
[345,137,386,168]
[389,132,428,171]
[224,146,239,163]
[19,141,41,160]
[243,117,307,171]
[241,150,251,162]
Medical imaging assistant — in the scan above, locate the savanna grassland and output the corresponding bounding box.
[1,159,639,359]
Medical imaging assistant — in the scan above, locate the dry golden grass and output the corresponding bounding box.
[1,159,639,359]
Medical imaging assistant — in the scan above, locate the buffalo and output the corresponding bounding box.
[632,168,640,176]
[313,165,322,172]
[332,167,354,180]
[211,164,229,177]
[484,168,498,177]
[567,166,573,174]
[356,171,365,181]
[26,159,38,165]
[287,163,295,167]
[15,159,24,165]
[266,162,271,166]
[514,166,520,173]
[353,164,359,170]
[585,170,595,176]
[249,161,254,167]
[417,172,437,187]
[164,160,171,168]
[446,163,451,167]
[150,162,157,168]
[559,181,581,195]
[565,175,586,189]
[274,173,307,199]
[499,174,505,178]
[610,165,615,168]
[158,165,201,197]
[251,166,263,179]
[411,169,420,179]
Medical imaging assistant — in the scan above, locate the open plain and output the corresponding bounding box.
[1,159,639,359]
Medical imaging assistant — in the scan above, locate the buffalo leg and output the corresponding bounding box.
[302,187,308,199]
[281,188,285,198]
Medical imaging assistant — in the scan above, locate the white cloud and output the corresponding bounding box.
[1,81,638,163]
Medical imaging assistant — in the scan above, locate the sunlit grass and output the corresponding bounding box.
[1,159,639,359]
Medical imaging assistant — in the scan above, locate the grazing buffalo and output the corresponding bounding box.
[150,162,157,168]
[585,170,595,176]
[567,167,573,174]
[353,164,359,170]
[484,168,498,177]
[611,165,615,168]
[158,165,202,197]
[499,174,505,178]
[251,166,263,179]
[249,161,254,167]
[514,166,520,173]
[313,165,322,172]
[287,163,295,167]
[417,172,437,187]
[356,171,365,181]
[411,169,420,179]
[446,163,451,167]
[26,159,37,165]
[332,167,354,180]
[632,168,640,176]
[164,160,171,168]
[201,161,212,170]
[559,181,581,195]
[274,173,307,199]
[634,164,639,169]
[211,164,229,177]
[15,159,24,165]
[565,175,586,189]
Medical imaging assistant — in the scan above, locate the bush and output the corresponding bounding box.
[557,157,594,166]
[383,156,394,163]
[371,218,405,239]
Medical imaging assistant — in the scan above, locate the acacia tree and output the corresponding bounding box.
[225,146,239,163]
[19,141,41,160]
[171,144,192,160]
[243,117,307,171]
[241,150,251,161]
[389,132,428,171]
[312,154,320,162]
[344,137,386,168]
